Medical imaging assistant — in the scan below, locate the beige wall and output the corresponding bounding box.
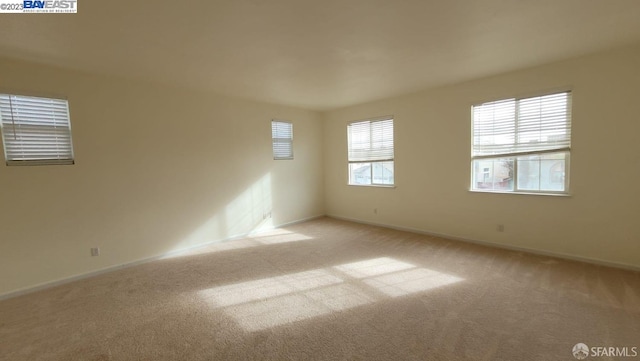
[0,58,324,296]
[324,44,640,269]
[3,42,639,297]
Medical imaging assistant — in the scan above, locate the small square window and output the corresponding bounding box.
[0,93,75,166]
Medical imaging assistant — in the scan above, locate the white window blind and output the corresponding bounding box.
[347,118,394,162]
[471,91,571,194]
[472,92,571,157]
[272,120,293,160]
[347,117,395,186]
[0,94,74,166]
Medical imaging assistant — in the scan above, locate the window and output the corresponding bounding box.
[271,120,293,160]
[347,117,394,186]
[0,93,74,166]
[471,91,571,193]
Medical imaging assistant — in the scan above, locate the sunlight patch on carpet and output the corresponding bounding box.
[164,229,313,259]
[333,257,415,278]
[198,257,463,332]
[249,232,313,245]
[198,269,343,307]
[228,284,374,331]
[363,268,463,297]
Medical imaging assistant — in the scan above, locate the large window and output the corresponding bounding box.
[348,117,394,186]
[471,91,571,193]
[0,93,74,166]
[271,120,293,160]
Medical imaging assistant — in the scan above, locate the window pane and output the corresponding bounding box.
[271,120,293,159]
[517,152,566,192]
[471,91,571,194]
[349,163,371,185]
[372,161,394,185]
[472,158,514,191]
[472,99,516,157]
[472,92,571,157]
[347,118,394,162]
[0,94,74,165]
[347,117,394,187]
[517,93,570,147]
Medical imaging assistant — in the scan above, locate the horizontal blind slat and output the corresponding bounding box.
[348,118,394,162]
[472,92,571,157]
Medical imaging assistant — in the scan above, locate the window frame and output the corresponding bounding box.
[347,116,395,187]
[470,91,572,195]
[271,119,293,160]
[0,92,75,166]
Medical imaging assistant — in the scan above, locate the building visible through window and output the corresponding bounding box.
[471,91,571,193]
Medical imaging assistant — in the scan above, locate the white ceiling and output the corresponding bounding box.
[1,0,640,111]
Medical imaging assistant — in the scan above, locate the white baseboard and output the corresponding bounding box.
[0,214,324,301]
[328,214,640,272]
[4,213,636,301]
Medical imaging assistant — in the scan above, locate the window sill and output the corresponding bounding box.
[6,159,75,166]
[348,184,396,189]
[468,189,571,197]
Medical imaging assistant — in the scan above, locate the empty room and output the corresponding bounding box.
[1,1,639,360]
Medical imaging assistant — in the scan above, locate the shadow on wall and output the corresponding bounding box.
[169,172,275,253]
[164,228,313,259]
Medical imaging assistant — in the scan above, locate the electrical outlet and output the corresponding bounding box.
[497,224,505,232]
[374,208,378,214]
[91,247,100,257]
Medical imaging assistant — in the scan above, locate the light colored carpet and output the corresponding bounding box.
[1,217,639,361]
